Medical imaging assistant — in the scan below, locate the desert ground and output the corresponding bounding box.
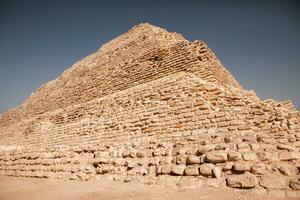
[0,175,296,200]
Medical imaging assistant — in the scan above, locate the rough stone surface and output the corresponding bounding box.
[199,163,214,176]
[0,23,299,197]
[226,174,258,189]
[205,151,227,163]
[171,164,186,176]
[289,177,300,190]
[184,166,199,176]
[259,174,287,189]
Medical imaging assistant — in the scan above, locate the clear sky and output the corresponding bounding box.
[0,0,299,113]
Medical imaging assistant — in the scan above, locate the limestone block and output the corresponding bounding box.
[212,166,222,178]
[186,155,200,165]
[250,163,266,175]
[136,150,145,158]
[197,145,215,155]
[161,164,172,175]
[259,174,287,189]
[279,151,300,161]
[176,154,187,164]
[232,162,251,172]
[227,151,242,161]
[226,174,258,189]
[257,151,279,161]
[242,152,258,161]
[199,163,214,176]
[171,164,186,175]
[205,151,227,163]
[184,165,199,176]
[289,177,300,190]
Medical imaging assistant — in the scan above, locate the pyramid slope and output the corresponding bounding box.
[0,23,242,129]
[0,24,299,192]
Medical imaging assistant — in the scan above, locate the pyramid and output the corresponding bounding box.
[0,23,299,192]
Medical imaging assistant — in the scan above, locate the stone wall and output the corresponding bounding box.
[0,23,299,197]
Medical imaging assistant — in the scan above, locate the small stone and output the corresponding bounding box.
[279,151,300,161]
[136,150,145,158]
[199,163,214,176]
[126,160,136,169]
[227,151,242,161]
[232,162,251,172]
[289,177,300,190]
[184,165,199,176]
[259,174,287,189]
[257,151,279,161]
[250,163,266,175]
[197,145,215,155]
[161,164,171,175]
[277,164,293,176]
[223,162,233,171]
[237,143,250,151]
[205,151,227,163]
[212,166,222,178]
[176,155,187,164]
[113,158,125,166]
[186,155,200,165]
[249,143,261,151]
[242,152,258,161]
[226,174,258,189]
[95,151,109,158]
[171,164,186,175]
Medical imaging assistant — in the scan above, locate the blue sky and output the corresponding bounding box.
[0,0,299,113]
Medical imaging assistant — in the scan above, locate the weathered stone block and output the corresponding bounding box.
[226,174,258,189]
[184,165,199,176]
[171,164,186,175]
[232,162,251,172]
[259,174,287,189]
[186,155,200,165]
[199,163,214,176]
[289,177,300,190]
[205,151,227,163]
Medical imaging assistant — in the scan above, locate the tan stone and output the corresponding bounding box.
[199,163,214,176]
[226,174,258,189]
[171,164,186,175]
[232,162,251,172]
[186,155,200,165]
[259,174,287,189]
[205,151,227,163]
[184,165,199,176]
[289,177,300,190]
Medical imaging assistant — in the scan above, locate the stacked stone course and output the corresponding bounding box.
[0,23,299,197]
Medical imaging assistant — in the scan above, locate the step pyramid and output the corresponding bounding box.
[0,23,299,193]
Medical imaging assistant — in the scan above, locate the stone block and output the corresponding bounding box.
[227,151,242,161]
[186,155,200,165]
[232,162,251,172]
[184,165,199,176]
[289,177,300,190]
[259,174,287,189]
[199,163,214,176]
[171,164,186,175]
[226,174,258,189]
[205,151,227,163]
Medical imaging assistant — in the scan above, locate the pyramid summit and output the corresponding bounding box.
[0,23,299,193]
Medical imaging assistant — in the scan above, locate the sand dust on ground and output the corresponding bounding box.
[0,176,291,200]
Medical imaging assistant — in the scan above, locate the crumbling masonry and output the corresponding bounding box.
[0,23,299,196]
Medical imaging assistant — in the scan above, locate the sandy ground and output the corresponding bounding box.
[0,176,295,200]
